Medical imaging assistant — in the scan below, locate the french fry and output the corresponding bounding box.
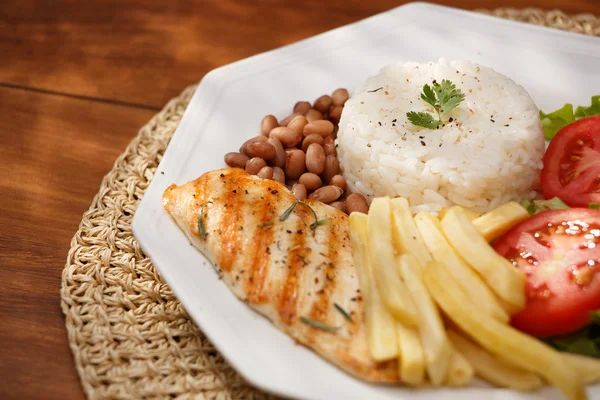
[563,353,600,385]
[472,202,529,242]
[447,330,543,391]
[368,197,418,326]
[440,207,526,310]
[399,254,451,385]
[391,197,432,270]
[414,212,509,322]
[445,347,474,387]
[348,212,397,361]
[496,297,525,317]
[396,321,425,386]
[439,206,481,221]
[423,261,586,400]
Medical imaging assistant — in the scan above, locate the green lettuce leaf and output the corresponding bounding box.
[520,200,537,216]
[534,197,569,211]
[543,311,600,358]
[564,338,599,357]
[541,96,600,141]
[539,104,574,140]
[521,197,569,215]
[590,203,600,210]
[574,95,600,119]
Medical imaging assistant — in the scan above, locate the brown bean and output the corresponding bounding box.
[305,143,326,175]
[323,142,336,156]
[245,157,267,175]
[323,134,336,156]
[280,112,301,126]
[267,137,286,168]
[323,134,335,146]
[286,179,298,189]
[261,115,279,136]
[288,115,308,136]
[272,167,285,184]
[293,101,311,115]
[306,108,324,122]
[331,88,349,106]
[224,152,249,168]
[314,95,333,113]
[346,193,369,214]
[270,126,302,147]
[257,166,274,180]
[292,183,307,201]
[246,141,276,160]
[240,135,268,155]
[301,133,324,152]
[329,201,346,213]
[322,154,339,185]
[329,174,347,192]
[284,149,306,179]
[308,185,343,204]
[299,173,322,191]
[303,120,334,137]
[328,105,343,124]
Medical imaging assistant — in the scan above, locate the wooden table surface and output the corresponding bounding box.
[1,1,598,398]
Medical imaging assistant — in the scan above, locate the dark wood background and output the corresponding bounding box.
[1,1,598,398]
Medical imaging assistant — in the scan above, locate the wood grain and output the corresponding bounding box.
[0,1,598,399]
[0,86,155,399]
[1,0,598,109]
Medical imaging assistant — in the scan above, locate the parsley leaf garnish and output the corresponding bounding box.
[406,112,439,130]
[407,79,465,130]
[420,83,438,109]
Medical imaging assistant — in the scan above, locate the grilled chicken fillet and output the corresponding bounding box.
[163,168,398,382]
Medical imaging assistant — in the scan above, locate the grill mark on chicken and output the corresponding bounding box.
[215,177,244,272]
[246,190,276,304]
[308,213,341,327]
[278,205,311,325]
[187,175,210,237]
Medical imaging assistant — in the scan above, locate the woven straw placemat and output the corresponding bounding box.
[61,8,599,400]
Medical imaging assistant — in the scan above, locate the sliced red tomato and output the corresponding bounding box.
[541,115,600,207]
[494,208,600,337]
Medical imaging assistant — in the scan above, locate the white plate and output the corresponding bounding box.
[132,3,600,399]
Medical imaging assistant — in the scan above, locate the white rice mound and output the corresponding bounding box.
[336,59,545,214]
